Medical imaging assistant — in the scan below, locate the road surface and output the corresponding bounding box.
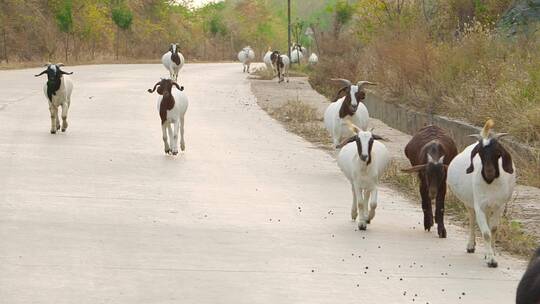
[0,63,525,303]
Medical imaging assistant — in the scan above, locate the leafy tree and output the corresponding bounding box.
[111,4,133,59]
[55,0,73,61]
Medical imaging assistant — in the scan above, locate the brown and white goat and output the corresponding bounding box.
[148,78,188,155]
[270,51,290,83]
[402,125,457,238]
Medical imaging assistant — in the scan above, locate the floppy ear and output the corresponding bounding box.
[35,70,47,77]
[466,143,480,174]
[499,146,514,174]
[59,70,73,75]
[336,135,357,149]
[332,86,349,102]
[401,164,427,173]
[172,82,184,91]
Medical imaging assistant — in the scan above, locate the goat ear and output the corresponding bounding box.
[500,146,514,174]
[466,144,480,174]
[336,135,357,149]
[148,82,161,94]
[332,86,349,102]
[401,164,427,173]
[35,70,47,77]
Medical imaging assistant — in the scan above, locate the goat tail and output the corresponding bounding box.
[481,119,495,138]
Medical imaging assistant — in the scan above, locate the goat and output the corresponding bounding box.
[308,53,318,65]
[237,46,255,73]
[447,119,516,267]
[290,43,306,63]
[401,125,458,238]
[147,78,189,155]
[161,43,185,81]
[270,51,290,83]
[337,121,390,230]
[516,246,540,304]
[324,78,376,148]
[35,63,74,134]
[263,47,275,74]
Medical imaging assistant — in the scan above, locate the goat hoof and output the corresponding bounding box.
[172,151,178,156]
[61,128,66,132]
[50,130,56,134]
[487,260,498,268]
[438,227,447,238]
[366,219,371,224]
[466,248,475,253]
[358,223,367,231]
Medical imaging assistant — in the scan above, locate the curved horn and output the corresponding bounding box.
[345,119,361,134]
[481,119,495,139]
[172,82,184,91]
[43,62,51,67]
[357,81,377,89]
[493,132,509,139]
[401,164,427,173]
[147,82,161,93]
[468,134,482,140]
[57,63,65,67]
[331,78,352,87]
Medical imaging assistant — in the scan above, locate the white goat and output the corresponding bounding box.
[238,46,255,73]
[263,47,275,74]
[308,53,318,65]
[324,79,376,148]
[34,63,74,134]
[337,122,390,230]
[147,78,189,155]
[162,43,185,81]
[447,119,516,268]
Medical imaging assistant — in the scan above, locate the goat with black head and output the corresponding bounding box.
[324,78,376,148]
[337,121,390,231]
[447,119,516,267]
[147,78,189,155]
[401,125,458,238]
[162,43,185,81]
[270,51,290,83]
[35,63,74,134]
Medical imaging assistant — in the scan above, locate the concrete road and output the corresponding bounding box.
[0,63,525,303]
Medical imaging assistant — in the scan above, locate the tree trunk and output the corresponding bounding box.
[65,32,69,62]
[115,26,119,60]
[2,26,7,63]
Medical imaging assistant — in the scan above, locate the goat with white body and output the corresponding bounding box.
[447,119,516,268]
[162,43,185,81]
[35,63,74,134]
[147,78,189,155]
[263,47,275,74]
[270,51,290,83]
[324,78,376,148]
[238,46,255,73]
[308,53,318,65]
[290,44,306,63]
[337,122,390,230]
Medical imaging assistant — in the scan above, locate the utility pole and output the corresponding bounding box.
[287,0,291,65]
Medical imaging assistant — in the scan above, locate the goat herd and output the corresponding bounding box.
[31,43,538,303]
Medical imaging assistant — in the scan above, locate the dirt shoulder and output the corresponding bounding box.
[250,76,540,254]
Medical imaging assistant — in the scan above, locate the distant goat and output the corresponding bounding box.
[263,47,275,74]
[447,119,516,267]
[270,51,290,83]
[308,53,318,65]
[516,246,540,304]
[147,78,189,155]
[238,46,255,73]
[162,43,185,81]
[290,44,306,63]
[337,121,390,231]
[401,125,458,238]
[324,78,376,148]
[35,63,74,134]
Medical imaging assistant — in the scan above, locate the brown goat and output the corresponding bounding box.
[402,125,458,238]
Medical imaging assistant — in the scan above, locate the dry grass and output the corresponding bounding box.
[263,97,536,257]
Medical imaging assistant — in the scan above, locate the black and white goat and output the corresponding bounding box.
[447,119,516,267]
[270,51,290,83]
[147,78,189,155]
[35,63,74,134]
[324,78,376,148]
[162,43,185,81]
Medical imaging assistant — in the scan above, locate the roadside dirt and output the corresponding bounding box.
[250,76,540,249]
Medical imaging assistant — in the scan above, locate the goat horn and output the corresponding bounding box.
[331,78,352,87]
[493,132,509,139]
[481,119,495,139]
[401,164,427,173]
[468,134,482,140]
[345,118,361,134]
[57,63,65,67]
[43,62,51,67]
[357,81,377,89]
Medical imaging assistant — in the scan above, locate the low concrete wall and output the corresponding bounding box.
[364,94,539,166]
